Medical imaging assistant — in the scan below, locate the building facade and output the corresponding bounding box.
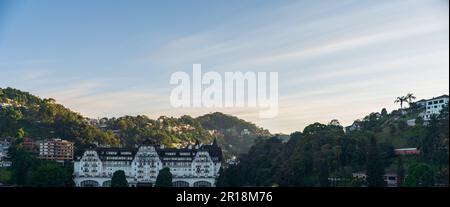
[38,138,74,162]
[23,138,38,152]
[417,95,449,120]
[0,139,11,168]
[394,148,420,155]
[352,171,402,187]
[73,140,222,187]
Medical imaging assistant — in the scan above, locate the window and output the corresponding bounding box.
[193,181,211,187]
[434,101,438,104]
[173,181,189,187]
[80,180,99,187]
[439,100,444,103]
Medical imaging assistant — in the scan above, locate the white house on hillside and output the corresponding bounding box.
[416,95,449,120]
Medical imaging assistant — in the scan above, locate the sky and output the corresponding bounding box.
[0,0,449,134]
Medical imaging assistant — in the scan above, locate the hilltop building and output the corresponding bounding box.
[240,129,251,136]
[73,139,223,187]
[416,95,449,120]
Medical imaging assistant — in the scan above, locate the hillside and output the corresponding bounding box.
[0,87,120,147]
[218,105,449,187]
[197,112,272,158]
[345,106,428,148]
[0,87,270,158]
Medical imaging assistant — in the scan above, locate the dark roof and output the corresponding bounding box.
[79,144,223,163]
[142,138,157,146]
[200,145,223,162]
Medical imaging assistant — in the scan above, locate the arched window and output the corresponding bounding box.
[80,180,99,187]
[173,181,190,187]
[102,180,111,187]
[193,181,211,187]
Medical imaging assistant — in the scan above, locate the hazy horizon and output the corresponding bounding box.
[1,0,449,133]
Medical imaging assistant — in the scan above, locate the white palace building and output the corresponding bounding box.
[73,139,223,187]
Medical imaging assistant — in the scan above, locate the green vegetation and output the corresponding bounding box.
[102,115,213,148]
[7,140,73,187]
[100,112,271,158]
[2,88,448,187]
[404,163,435,187]
[1,87,270,159]
[0,87,120,147]
[366,137,385,187]
[219,102,449,187]
[155,167,173,187]
[30,162,73,187]
[197,112,271,158]
[111,170,128,187]
[0,168,12,184]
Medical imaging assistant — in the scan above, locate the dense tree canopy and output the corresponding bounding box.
[219,103,449,187]
[30,162,73,187]
[155,167,173,187]
[111,170,128,187]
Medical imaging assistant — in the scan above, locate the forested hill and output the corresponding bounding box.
[197,112,270,135]
[0,87,121,146]
[218,104,449,187]
[197,112,272,157]
[0,87,271,157]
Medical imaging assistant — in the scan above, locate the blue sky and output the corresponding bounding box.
[0,0,449,133]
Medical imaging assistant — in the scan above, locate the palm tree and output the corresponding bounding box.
[405,93,416,105]
[395,96,407,109]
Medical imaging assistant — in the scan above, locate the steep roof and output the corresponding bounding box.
[78,142,223,163]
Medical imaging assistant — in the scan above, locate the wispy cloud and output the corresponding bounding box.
[1,0,448,133]
[137,0,449,133]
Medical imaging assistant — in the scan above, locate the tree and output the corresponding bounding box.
[405,163,436,187]
[303,123,328,135]
[216,167,225,187]
[366,137,385,187]
[318,161,330,187]
[10,146,38,186]
[16,128,25,139]
[155,167,173,187]
[398,120,408,131]
[381,108,388,117]
[111,170,128,187]
[217,165,243,187]
[415,117,424,125]
[389,123,397,135]
[394,96,407,109]
[405,93,416,106]
[328,119,341,127]
[30,162,73,187]
[396,156,405,187]
[0,168,12,184]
